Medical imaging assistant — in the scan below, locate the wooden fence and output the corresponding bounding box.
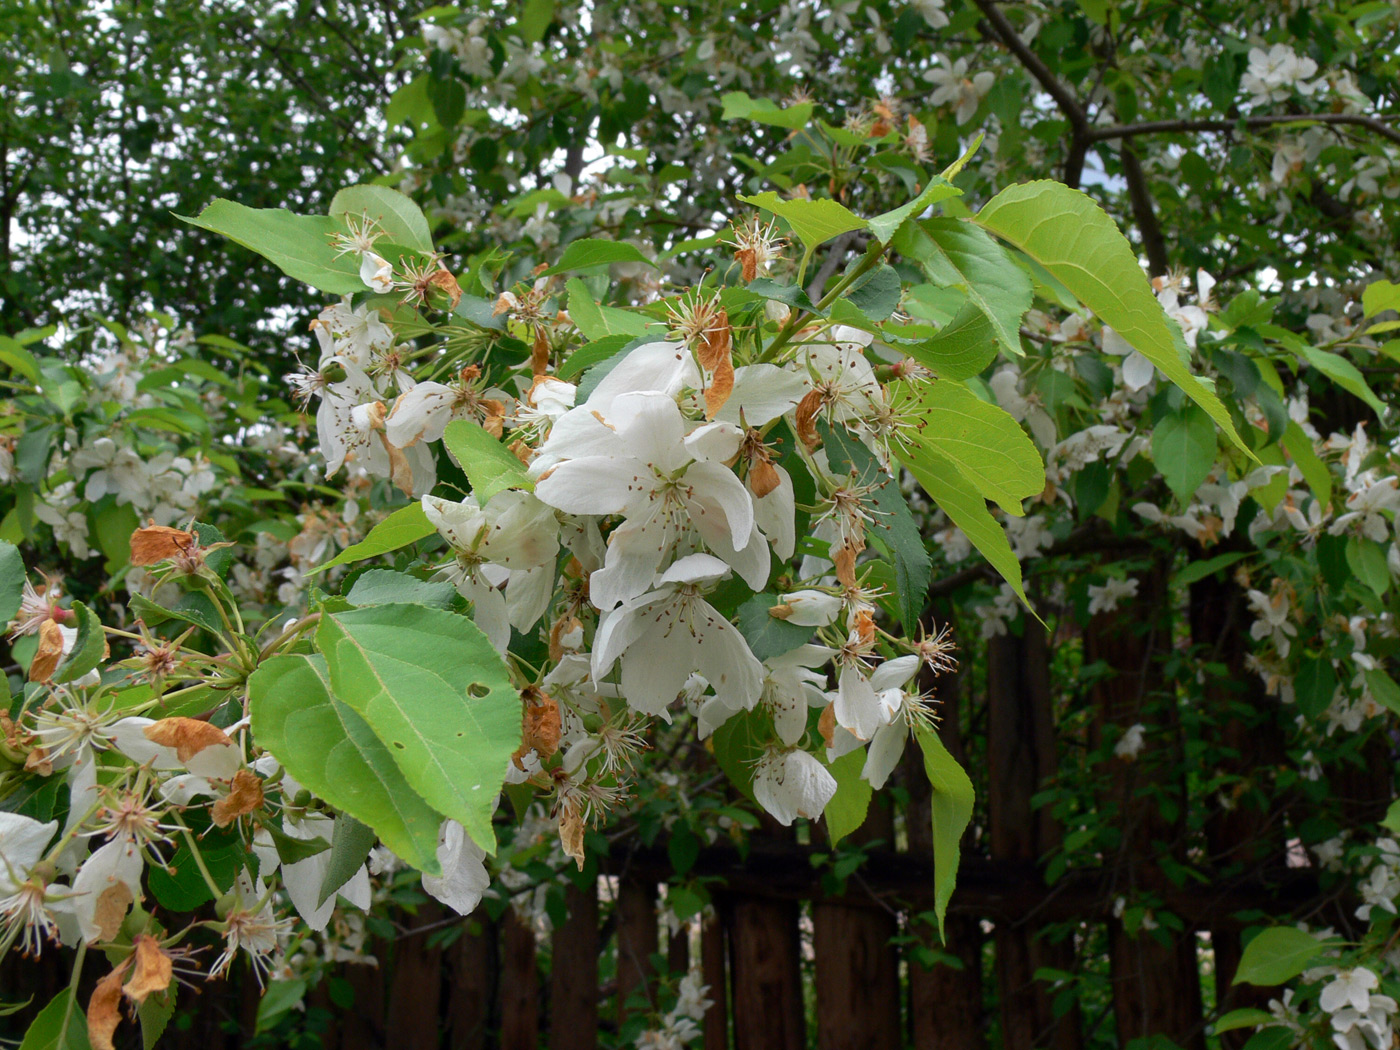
[2,572,1382,1049]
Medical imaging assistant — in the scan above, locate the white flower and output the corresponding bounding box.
[926,55,994,124]
[534,391,766,609]
[71,837,144,943]
[1114,723,1147,760]
[774,590,843,627]
[592,554,763,721]
[752,748,838,826]
[1321,968,1380,1015]
[1241,44,1320,106]
[1088,577,1140,615]
[359,252,394,293]
[989,368,1056,447]
[423,491,560,653]
[910,0,948,28]
[421,820,490,915]
[1102,327,1156,390]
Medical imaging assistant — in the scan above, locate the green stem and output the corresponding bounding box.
[55,942,87,1049]
[758,241,888,364]
[171,812,225,900]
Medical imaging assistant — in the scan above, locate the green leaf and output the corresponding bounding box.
[346,569,457,609]
[127,592,224,638]
[308,503,435,575]
[53,602,105,685]
[1294,657,1338,722]
[317,815,379,907]
[868,179,962,247]
[265,823,331,866]
[329,185,433,255]
[1281,422,1331,509]
[517,0,554,43]
[903,218,1031,360]
[0,335,42,384]
[902,301,1000,380]
[976,180,1247,454]
[1234,926,1336,986]
[1383,799,1400,835]
[747,278,821,315]
[1152,404,1216,503]
[1213,1009,1276,1035]
[845,263,903,321]
[540,239,656,276]
[248,654,443,873]
[710,708,766,803]
[137,988,175,1050]
[1241,1027,1297,1050]
[736,593,815,661]
[1347,537,1391,597]
[556,338,628,384]
[1172,551,1249,588]
[1298,345,1386,418]
[180,200,364,295]
[18,991,92,1050]
[823,748,873,846]
[1362,279,1400,319]
[255,979,308,1035]
[737,192,868,253]
[565,278,651,340]
[148,836,248,910]
[441,419,535,504]
[899,444,1028,607]
[316,604,521,853]
[822,423,931,631]
[914,726,974,940]
[0,540,24,624]
[719,91,814,129]
[1366,669,1400,717]
[895,380,1045,513]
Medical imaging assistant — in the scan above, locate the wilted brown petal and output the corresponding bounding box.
[531,327,551,376]
[736,246,759,284]
[704,350,735,420]
[517,693,561,763]
[143,717,232,763]
[794,389,825,450]
[122,935,174,1005]
[559,804,586,872]
[427,269,462,309]
[747,457,781,499]
[129,525,195,567]
[697,311,731,372]
[818,702,837,749]
[92,881,135,944]
[211,768,265,827]
[833,544,860,590]
[88,956,134,1050]
[28,618,65,683]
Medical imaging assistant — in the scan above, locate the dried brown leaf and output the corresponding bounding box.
[211,768,265,827]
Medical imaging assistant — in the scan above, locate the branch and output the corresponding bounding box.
[1088,112,1400,148]
[1119,143,1170,277]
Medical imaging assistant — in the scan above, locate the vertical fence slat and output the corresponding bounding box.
[725,893,805,1050]
[905,633,985,1050]
[549,879,600,1050]
[988,623,1080,1050]
[339,944,387,1050]
[1088,568,1205,1050]
[446,917,496,1050]
[701,913,729,1050]
[814,802,900,1050]
[387,904,444,1048]
[615,873,659,1025]
[499,908,539,1048]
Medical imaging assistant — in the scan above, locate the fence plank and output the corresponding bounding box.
[1087,569,1205,1050]
[446,917,496,1050]
[550,879,599,1050]
[500,908,540,1048]
[814,800,901,1050]
[988,624,1080,1050]
[616,873,659,1025]
[725,892,806,1050]
[701,914,729,1050]
[387,904,445,1048]
[902,649,984,1050]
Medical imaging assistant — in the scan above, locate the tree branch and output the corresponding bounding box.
[1119,143,1170,277]
[1088,111,1400,147]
